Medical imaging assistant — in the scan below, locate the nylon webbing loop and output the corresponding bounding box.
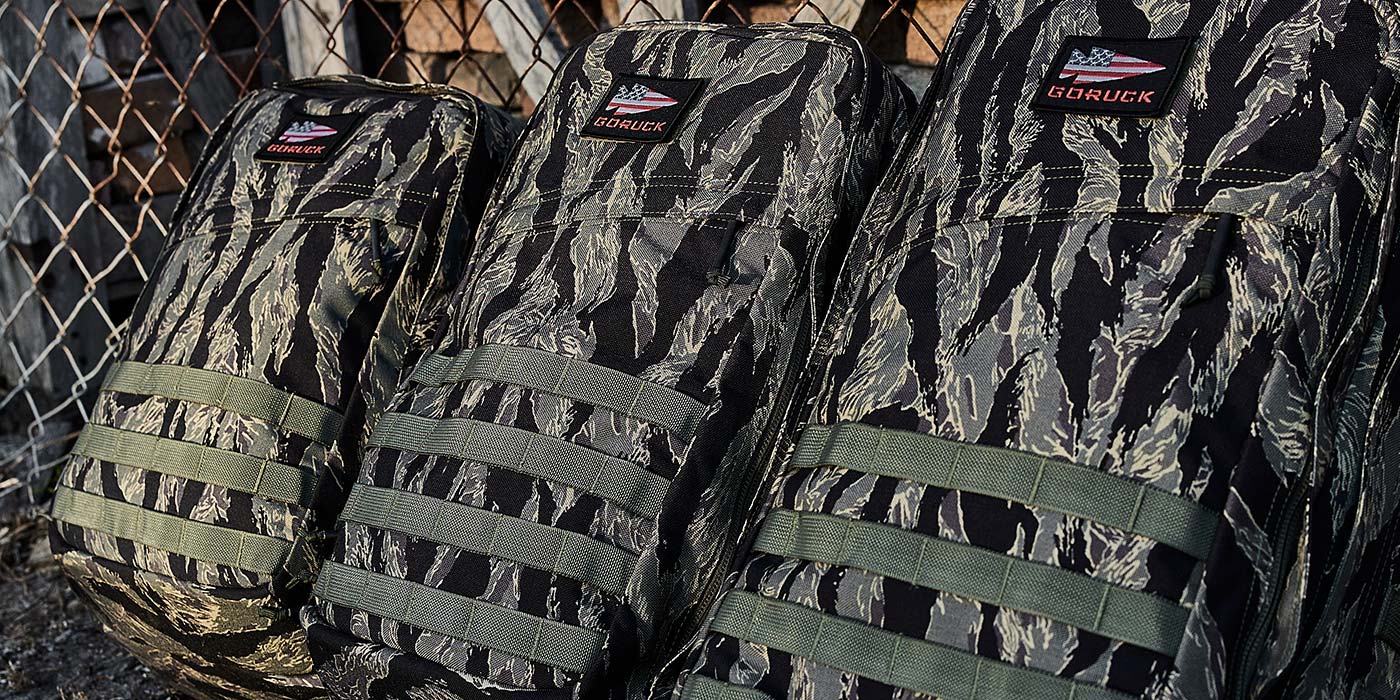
[756,509,1188,655]
[341,484,637,596]
[370,412,668,518]
[314,561,603,673]
[50,486,291,574]
[711,591,1133,700]
[411,344,705,437]
[792,423,1218,559]
[679,674,774,700]
[73,424,315,506]
[1379,586,1400,650]
[104,361,343,445]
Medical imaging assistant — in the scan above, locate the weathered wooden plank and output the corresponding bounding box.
[280,0,362,77]
[480,0,564,104]
[615,0,697,22]
[0,0,113,399]
[59,0,140,21]
[138,0,239,135]
[252,0,292,85]
[793,0,862,27]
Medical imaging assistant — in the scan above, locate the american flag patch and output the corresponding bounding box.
[1058,47,1166,84]
[605,84,680,115]
[277,121,339,143]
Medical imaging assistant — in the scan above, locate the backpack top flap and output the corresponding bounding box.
[678,1,1400,699]
[305,22,914,700]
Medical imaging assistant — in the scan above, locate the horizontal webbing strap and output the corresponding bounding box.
[680,674,774,700]
[792,422,1218,559]
[370,412,668,519]
[342,484,636,596]
[315,561,603,673]
[712,591,1132,700]
[411,344,705,438]
[104,361,343,445]
[73,424,315,506]
[50,485,291,575]
[755,509,1188,655]
[1379,586,1400,650]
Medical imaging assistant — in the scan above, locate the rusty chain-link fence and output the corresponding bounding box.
[0,0,960,513]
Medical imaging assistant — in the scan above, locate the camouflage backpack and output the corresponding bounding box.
[671,0,1400,698]
[300,22,914,700]
[48,76,520,700]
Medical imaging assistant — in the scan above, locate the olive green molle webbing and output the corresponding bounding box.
[314,561,604,673]
[792,422,1220,559]
[679,674,774,700]
[755,509,1189,655]
[50,486,292,574]
[710,591,1134,700]
[71,424,316,506]
[369,412,669,518]
[410,343,706,438]
[340,483,638,596]
[104,361,344,445]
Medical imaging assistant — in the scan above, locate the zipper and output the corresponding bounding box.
[1231,477,1308,700]
[1182,213,1237,307]
[706,218,743,286]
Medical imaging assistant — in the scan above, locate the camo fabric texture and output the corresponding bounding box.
[301,22,914,700]
[676,0,1400,698]
[49,76,520,700]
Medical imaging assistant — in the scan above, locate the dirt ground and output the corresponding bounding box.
[0,426,184,700]
[0,507,180,700]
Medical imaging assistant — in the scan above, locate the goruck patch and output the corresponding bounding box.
[1032,36,1193,117]
[581,74,703,142]
[256,111,365,162]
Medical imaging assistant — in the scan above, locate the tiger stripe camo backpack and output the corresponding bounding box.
[48,75,520,700]
[299,21,915,700]
[668,0,1400,697]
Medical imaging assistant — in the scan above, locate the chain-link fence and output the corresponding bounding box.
[0,0,961,511]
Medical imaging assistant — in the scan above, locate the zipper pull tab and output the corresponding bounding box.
[706,218,742,287]
[1182,213,1237,307]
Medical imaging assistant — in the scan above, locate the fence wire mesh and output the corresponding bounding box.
[0,0,960,511]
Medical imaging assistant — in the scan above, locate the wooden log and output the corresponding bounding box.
[60,0,141,21]
[108,138,194,198]
[401,0,502,54]
[792,0,862,27]
[82,9,152,80]
[281,0,363,76]
[82,73,195,152]
[0,0,113,399]
[906,0,963,64]
[612,0,696,22]
[386,49,521,109]
[253,0,292,86]
[480,0,564,105]
[138,0,240,137]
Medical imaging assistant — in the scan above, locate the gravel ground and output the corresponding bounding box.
[0,425,185,700]
[0,509,180,700]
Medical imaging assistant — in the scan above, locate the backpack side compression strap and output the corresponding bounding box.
[754,509,1188,655]
[369,412,669,518]
[51,486,292,574]
[314,560,604,672]
[340,483,638,596]
[71,424,315,506]
[678,674,774,700]
[104,361,344,445]
[711,591,1134,700]
[410,344,706,438]
[792,422,1219,559]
